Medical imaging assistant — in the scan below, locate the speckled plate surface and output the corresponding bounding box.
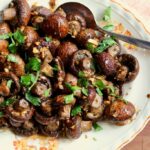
[0,0,150,150]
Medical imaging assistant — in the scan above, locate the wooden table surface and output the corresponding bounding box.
[113,0,150,149]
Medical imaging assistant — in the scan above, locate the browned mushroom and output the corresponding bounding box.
[42,13,69,39]
[40,99,52,116]
[56,41,78,67]
[59,104,71,120]
[66,12,86,37]
[39,117,60,137]
[7,98,34,123]
[31,75,52,98]
[4,54,25,77]
[0,22,11,34]
[76,28,99,48]
[0,72,20,97]
[107,43,121,57]
[115,54,139,82]
[53,57,65,91]
[95,52,117,77]
[11,120,38,136]
[70,50,95,77]
[104,99,136,125]
[81,120,92,132]
[20,26,39,50]
[65,116,82,139]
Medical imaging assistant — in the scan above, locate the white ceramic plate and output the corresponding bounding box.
[0,0,150,150]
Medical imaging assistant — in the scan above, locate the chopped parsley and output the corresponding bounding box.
[78,71,85,78]
[71,106,82,116]
[78,78,89,88]
[81,87,88,96]
[103,24,114,31]
[0,98,16,107]
[25,92,41,106]
[13,29,25,44]
[86,42,95,53]
[65,83,81,93]
[26,57,41,72]
[93,122,103,131]
[64,94,74,104]
[102,6,112,21]
[7,80,13,88]
[45,37,52,42]
[44,88,51,97]
[7,54,17,63]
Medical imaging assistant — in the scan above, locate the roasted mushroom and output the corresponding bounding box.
[39,117,60,137]
[65,116,82,139]
[56,41,78,66]
[115,54,139,82]
[107,43,121,57]
[42,13,69,39]
[20,26,39,50]
[70,50,95,77]
[11,120,38,136]
[4,54,25,77]
[40,99,52,116]
[76,28,99,48]
[7,98,34,123]
[0,22,11,34]
[66,12,86,37]
[59,104,71,120]
[31,75,52,98]
[104,99,136,125]
[81,120,92,132]
[95,52,117,77]
[0,72,20,97]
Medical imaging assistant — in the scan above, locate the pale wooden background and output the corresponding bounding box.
[112,0,150,149]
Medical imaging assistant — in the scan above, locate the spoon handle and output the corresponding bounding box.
[96,26,150,50]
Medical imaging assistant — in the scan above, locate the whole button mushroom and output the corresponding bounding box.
[56,41,78,67]
[116,54,139,83]
[105,99,136,125]
[95,52,117,77]
[42,13,69,39]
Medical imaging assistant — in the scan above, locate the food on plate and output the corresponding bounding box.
[0,0,139,139]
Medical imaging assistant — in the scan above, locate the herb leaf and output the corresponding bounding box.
[93,122,103,131]
[26,57,41,72]
[103,24,114,31]
[71,106,82,116]
[0,33,12,40]
[95,37,116,53]
[20,74,36,87]
[45,37,52,42]
[78,71,85,78]
[0,98,16,107]
[86,42,95,53]
[81,87,88,96]
[25,92,41,106]
[7,54,17,63]
[102,6,112,21]
[8,43,17,54]
[94,80,105,90]
[44,88,51,97]
[64,94,74,104]
[96,87,103,96]
[65,83,81,93]
[7,80,13,88]
[78,78,89,88]
[13,29,25,44]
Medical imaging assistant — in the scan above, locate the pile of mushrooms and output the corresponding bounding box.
[0,0,139,138]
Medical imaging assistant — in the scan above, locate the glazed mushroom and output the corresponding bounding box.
[115,54,139,82]
[81,120,92,132]
[39,117,60,137]
[107,43,121,57]
[56,41,78,67]
[59,104,71,120]
[40,99,52,116]
[53,57,65,91]
[31,75,52,98]
[4,54,25,77]
[65,116,82,139]
[95,52,117,77]
[66,12,86,37]
[0,22,11,34]
[30,37,59,61]
[70,50,95,77]
[104,99,136,125]
[11,120,38,136]
[0,0,31,26]
[76,28,99,48]
[42,13,69,39]
[20,26,39,50]
[0,72,20,97]
[7,98,34,123]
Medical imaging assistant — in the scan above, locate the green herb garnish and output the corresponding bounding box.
[103,24,114,31]
[102,6,112,21]
[25,92,41,106]
[78,78,89,88]
[93,122,103,131]
[0,33,12,40]
[20,74,36,87]
[26,57,41,72]
[65,83,81,93]
[13,29,25,44]
[71,106,82,116]
[78,71,85,78]
[8,43,17,54]
[7,80,13,88]
[86,42,95,53]
[44,88,51,97]
[7,54,17,63]
[96,87,103,96]
[94,80,105,90]
[81,87,88,96]
[45,37,52,42]
[0,98,16,107]
[64,94,74,104]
